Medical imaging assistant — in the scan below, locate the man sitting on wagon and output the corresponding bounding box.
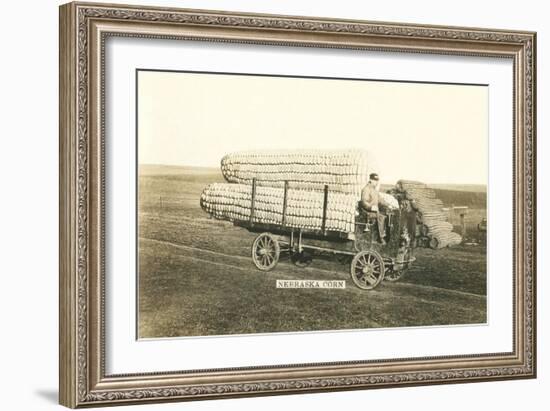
[360,173,389,244]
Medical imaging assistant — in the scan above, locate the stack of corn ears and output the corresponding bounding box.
[396,180,462,248]
[200,183,356,232]
[220,149,369,195]
[201,149,370,233]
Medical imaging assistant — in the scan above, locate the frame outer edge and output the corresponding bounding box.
[60,1,537,406]
[530,32,537,378]
[59,2,78,409]
[534,32,537,378]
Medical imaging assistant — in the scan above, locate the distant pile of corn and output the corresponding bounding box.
[201,149,369,233]
[396,180,462,248]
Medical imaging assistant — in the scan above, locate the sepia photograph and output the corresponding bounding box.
[136,69,488,339]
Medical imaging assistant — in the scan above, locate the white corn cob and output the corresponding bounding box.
[220,149,369,195]
[429,232,463,249]
[379,192,399,210]
[200,183,357,233]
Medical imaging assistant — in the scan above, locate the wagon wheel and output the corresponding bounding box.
[429,237,440,250]
[384,268,405,282]
[384,249,411,282]
[252,233,280,271]
[291,251,313,268]
[350,250,385,290]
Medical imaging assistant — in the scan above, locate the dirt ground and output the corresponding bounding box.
[137,166,487,338]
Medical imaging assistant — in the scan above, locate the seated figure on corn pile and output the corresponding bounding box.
[359,173,391,244]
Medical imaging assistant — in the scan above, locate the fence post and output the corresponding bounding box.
[249,178,256,227]
[460,213,466,237]
[282,180,289,227]
[321,184,329,235]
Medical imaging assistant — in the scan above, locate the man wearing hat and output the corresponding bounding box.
[360,173,387,244]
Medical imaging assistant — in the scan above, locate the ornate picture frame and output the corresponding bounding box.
[59,1,536,408]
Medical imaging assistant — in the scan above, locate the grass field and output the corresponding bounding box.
[138,165,487,338]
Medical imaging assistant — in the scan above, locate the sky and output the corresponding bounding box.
[137,70,488,185]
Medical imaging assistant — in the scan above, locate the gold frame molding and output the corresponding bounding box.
[59,1,536,408]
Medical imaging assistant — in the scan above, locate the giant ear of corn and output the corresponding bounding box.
[220,149,369,195]
[200,183,357,233]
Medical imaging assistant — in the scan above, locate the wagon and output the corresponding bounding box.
[235,179,417,290]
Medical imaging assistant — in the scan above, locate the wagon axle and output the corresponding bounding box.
[250,229,414,291]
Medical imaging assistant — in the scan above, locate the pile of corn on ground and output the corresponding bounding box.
[201,149,369,233]
[396,180,462,248]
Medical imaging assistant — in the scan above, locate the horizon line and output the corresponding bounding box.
[139,163,488,187]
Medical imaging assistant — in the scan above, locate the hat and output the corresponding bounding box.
[369,173,379,181]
